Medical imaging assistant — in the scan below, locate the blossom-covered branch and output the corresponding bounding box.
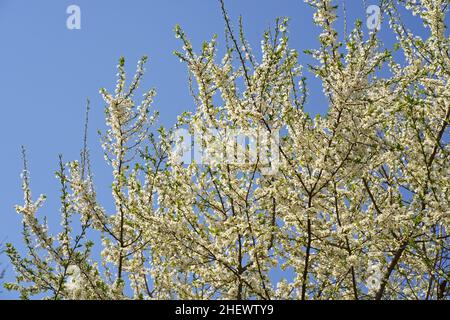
[4,0,449,300]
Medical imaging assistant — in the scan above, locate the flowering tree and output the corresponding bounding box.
[5,0,449,300]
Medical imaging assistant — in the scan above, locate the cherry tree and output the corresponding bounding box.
[4,0,449,300]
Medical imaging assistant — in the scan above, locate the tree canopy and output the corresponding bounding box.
[4,0,449,300]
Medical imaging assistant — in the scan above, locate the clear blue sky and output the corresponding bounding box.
[0,0,432,299]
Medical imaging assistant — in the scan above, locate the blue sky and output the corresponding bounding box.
[0,0,434,299]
